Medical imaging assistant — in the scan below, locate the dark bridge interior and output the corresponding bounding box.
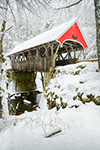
[55,40,83,66]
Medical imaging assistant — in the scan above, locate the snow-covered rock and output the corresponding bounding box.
[23,99,32,105]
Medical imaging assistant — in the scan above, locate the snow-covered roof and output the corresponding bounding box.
[6,18,79,56]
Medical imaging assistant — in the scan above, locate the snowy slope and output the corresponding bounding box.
[45,62,100,106]
[0,62,100,150]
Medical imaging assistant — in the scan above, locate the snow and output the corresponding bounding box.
[23,100,31,105]
[6,18,78,56]
[35,72,44,92]
[0,1,99,149]
[45,127,62,138]
[0,61,100,150]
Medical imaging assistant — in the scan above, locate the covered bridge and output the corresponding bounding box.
[7,19,88,72]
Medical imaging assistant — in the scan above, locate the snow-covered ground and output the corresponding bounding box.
[0,61,100,150]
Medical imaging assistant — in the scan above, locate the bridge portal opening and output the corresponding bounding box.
[55,40,84,66]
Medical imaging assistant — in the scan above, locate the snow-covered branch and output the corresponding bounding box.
[0,5,7,10]
[54,0,83,10]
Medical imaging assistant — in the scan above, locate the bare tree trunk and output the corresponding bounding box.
[0,20,6,54]
[94,0,100,70]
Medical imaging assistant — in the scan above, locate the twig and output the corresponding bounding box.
[4,26,13,34]
[54,0,83,10]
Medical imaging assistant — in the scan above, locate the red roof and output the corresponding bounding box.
[57,22,88,49]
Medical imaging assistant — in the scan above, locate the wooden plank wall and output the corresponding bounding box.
[11,55,55,72]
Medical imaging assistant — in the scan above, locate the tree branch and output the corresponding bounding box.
[0,5,7,10]
[8,3,17,26]
[55,0,83,10]
[0,25,13,52]
[4,26,13,34]
[1,26,13,42]
[16,0,41,17]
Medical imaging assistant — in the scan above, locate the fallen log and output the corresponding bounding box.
[45,127,62,138]
[77,59,98,63]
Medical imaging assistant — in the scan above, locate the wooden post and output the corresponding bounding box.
[51,43,53,56]
[76,49,84,62]
[15,72,18,91]
[54,43,60,56]
[44,45,48,57]
[41,72,45,90]
[74,48,76,59]
[36,48,39,58]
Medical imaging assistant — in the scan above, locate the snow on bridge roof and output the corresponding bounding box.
[6,18,88,56]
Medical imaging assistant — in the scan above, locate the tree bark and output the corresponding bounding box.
[0,20,6,53]
[94,0,100,70]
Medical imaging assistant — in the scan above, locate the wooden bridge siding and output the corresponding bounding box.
[34,56,55,72]
[11,55,55,72]
[10,41,57,72]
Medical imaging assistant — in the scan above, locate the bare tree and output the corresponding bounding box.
[0,0,8,54]
[0,0,49,54]
[0,20,6,53]
[94,0,100,70]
